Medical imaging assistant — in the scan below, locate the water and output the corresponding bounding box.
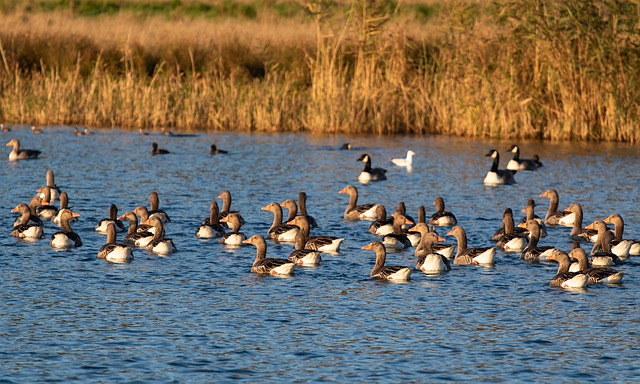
[1,127,639,382]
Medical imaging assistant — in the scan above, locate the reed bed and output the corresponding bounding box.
[1,0,639,142]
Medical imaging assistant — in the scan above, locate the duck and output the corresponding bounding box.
[133,206,157,234]
[219,213,247,246]
[483,149,516,185]
[339,143,352,150]
[603,213,638,257]
[447,225,496,265]
[517,199,547,238]
[50,209,82,248]
[35,186,58,221]
[362,241,412,281]
[506,145,541,171]
[38,170,62,203]
[338,185,380,220]
[288,231,322,266]
[210,144,227,154]
[491,208,529,241]
[196,201,226,238]
[410,222,457,260]
[547,250,589,288]
[31,126,43,134]
[429,196,457,227]
[118,211,155,247]
[539,189,575,226]
[380,212,413,251]
[413,232,451,274]
[495,209,528,252]
[357,153,387,183]
[391,150,415,167]
[11,203,44,239]
[152,142,169,155]
[566,203,598,242]
[287,216,344,252]
[149,191,171,223]
[6,138,41,160]
[145,216,177,255]
[568,247,624,284]
[95,204,126,234]
[218,190,245,226]
[97,222,134,263]
[297,192,318,228]
[521,219,556,262]
[586,220,622,266]
[369,205,393,235]
[262,202,300,242]
[244,234,296,275]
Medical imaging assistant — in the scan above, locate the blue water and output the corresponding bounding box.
[1,127,639,382]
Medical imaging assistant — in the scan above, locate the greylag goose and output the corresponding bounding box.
[410,222,456,260]
[50,209,82,248]
[281,194,318,229]
[145,216,177,255]
[447,225,496,265]
[517,199,547,237]
[603,214,637,257]
[196,201,226,238]
[97,222,134,263]
[357,153,387,183]
[38,170,62,203]
[483,149,516,185]
[547,250,588,288]
[219,213,247,246]
[391,150,415,167]
[288,232,322,266]
[338,185,380,220]
[568,247,624,284]
[369,205,393,235]
[262,202,300,242]
[297,192,318,228]
[6,138,41,160]
[586,220,622,266]
[495,209,528,252]
[362,241,412,281]
[152,142,169,155]
[118,211,155,247]
[413,232,450,274]
[506,144,542,171]
[521,219,556,262]
[218,190,245,226]
[11,203,44,239]
[404,205,426,246]
[567,204,597,242]
[133,206,156,234]
[244,234,296,275]
[287,216,343,252]
[149,191,171,223]
[539,189,574,226]
[14,196,44,228]
[95,204,126,234]
[35,186,58,221]
[491,208,529,242]
[429,196,457,227]
[52,192,71,225]
[380,212,413,251]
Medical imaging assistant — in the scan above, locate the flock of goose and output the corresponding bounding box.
[5,130,639,289]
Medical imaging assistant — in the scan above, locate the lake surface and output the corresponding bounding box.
[1,126,639,383]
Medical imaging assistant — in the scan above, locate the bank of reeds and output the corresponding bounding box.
[1,0,639,142]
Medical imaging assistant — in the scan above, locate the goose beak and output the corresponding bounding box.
[11,206,18,213]
[585,222,596,230]
[117,214,126,220]
[219,216,228,223]
[242,238,251,244]
[338,187,347,194]
[260,204,269,211]
[362,243,372,250]
[286,219,295,225]
[437,235,445,242]
[71,211,81,218]
[446,230,453,236]
[405,219,414,225]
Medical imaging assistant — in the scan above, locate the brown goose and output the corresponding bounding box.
[380,212,413,251]
[133,206,156,234]
[603,214,637,257]
[413,231,450,273]
[14,196,45,228]
[492,208,529,241]
[11,203,44,239]
[39,170,62,203]
[567,204,598,242]
[517,200,547,237]
[118,211,155,247]
[97,222,134,263]
[539,189,574,226]
[262,202,300,242]
[149,191,171,223]
[405,205,427,246]
[586,220,622,266]
[447,225,495,265]
[521,219,556,262]
[547,250,588,288]
[338,185,379,220]
[50,209,82,248]
[410,222,456,260]
[569,247,623,284]
[218,190,245,226]
[244,234,296,275]
[288,231,322,266]
[95,204,126,234]
[6,138,41,160]
[35,186,58,221]
[429,196,457,227]
[219,213,247,246]
[287,216,343,252]
[297,192,318,228]
[495,208,528,252]
[369,205,393,235]
[196,201,226,238]
[52,192,73,226]
[145,216,176,255]
[362,241,411,281]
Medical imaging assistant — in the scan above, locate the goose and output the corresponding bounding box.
[31,126,43,134]
[297,192,318,228]
[586,220,622,266]
[287,216,343,252]
[6,138,41,160]
[288,231,322,266]
[339,143,352,150]
[362,241,412,281]
[280,198,299,223]
[547,250,589,288]
[152,142,169,155]
[145,216,177,255]
[244,234,296,275]
[262,202,300,242]
[521,219,556,262]
[11,203,44,239]
[495,209,528,252]
[132,206,157,234]
[14,196,45,228]
[566,204,597,242]
[73,127,84,136]
[218,190,245,226]
[357,153,387,183]
[380,212,413,251]
[97,222,134,263]
[391,150,415,167]
[413,232,451,274]
[1,123,10,132]
[35,186,58,221]
[394,202,415,230]
[95,204,126,234]
[369,205,393,235]
[491,208,529,241]
[447,225,495,265]
[429,196,457,227]
[483,149,516,185]
[83,127,94,135]
[281,193,318,229]
[568,247,624,284]
[139,129,148,136]
[196,201,226,238]
[50,209,82,248]
[149,191,171,223]
[210,144,227,154]
[219,213,247,246]
[39,169,62,203]
[338,185,380,220]
[517,199,547,238]
[405,205,426,246]
[506,144,541,171]
[603,214,638,257]
[161,127,174,136]
[119,211,155,247]
[539,189,575,226]
[411,222,456,260]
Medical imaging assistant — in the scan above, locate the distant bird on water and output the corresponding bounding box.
[391,150,415,167]
[210,144,228,154]
[6,138,41,160]
[1,123,10,132]
[340,143,352,150]
[31,126,43,134]
[152,143,169,155]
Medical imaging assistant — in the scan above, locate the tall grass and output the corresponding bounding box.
[1,0,639,142]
